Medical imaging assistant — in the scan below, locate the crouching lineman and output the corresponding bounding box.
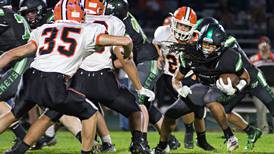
[168,23,249,152]
[0,0,148,153]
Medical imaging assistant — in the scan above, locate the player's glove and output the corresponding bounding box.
[137,87,155,102]
[177,86,192,98]
[216,78,236,95]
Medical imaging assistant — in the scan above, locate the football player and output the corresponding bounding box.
[18,0,89,149]
[105,0,176,150]
[152,8,216,153]
[0,2,31,141]
[171,23,247,151]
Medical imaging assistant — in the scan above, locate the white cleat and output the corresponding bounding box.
[227,136,239,152]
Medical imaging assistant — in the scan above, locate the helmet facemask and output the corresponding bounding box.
[171,16,195,42]
[201,38,221,56]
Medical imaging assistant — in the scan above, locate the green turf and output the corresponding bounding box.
[0,131,273,153]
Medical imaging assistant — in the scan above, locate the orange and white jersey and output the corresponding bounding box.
[153,25,179,76]
[80,14,126,71]
[29,20,106,76]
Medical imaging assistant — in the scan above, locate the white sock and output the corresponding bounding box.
[102,135,112,144]
[45,125,55,137]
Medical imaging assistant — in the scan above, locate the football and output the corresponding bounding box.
[219,73,240,87]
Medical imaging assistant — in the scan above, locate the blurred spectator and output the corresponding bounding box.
[250,36,273,63]
[250,36,274,133]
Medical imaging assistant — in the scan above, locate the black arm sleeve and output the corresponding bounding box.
[218,48,244,76]
[178,53,190,75]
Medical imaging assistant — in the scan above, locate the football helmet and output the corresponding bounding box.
[170,6,197,42]
[197,23,227,58]
[19,0,47,28]
[54,0,85,23]
[80,0,108,15]
[105,0,128,20]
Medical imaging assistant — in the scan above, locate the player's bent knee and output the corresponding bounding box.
[148,105,162,125]
[44,109,63,122]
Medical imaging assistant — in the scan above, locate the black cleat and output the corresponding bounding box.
[100,142,116,152]
[31,135,57,150]
[4,140,25,154]
[197,141,216,151]
[129,138,151,154]
[167,135,180,150]
[152,144,170,154]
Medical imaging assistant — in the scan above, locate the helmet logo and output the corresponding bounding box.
[71,11,80,17]
[89,2,97,8]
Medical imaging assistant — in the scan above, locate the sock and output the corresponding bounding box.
[243,125,255,135]
[81,150,91,154]
[14,141,30,153]
[185,123,194,133]
[196,131,206,144]
[131,130,143,142]
[75,131,82,143]
[10,122,26,140]
[158,141,167,149]
[45,125,55,138]
[102,135,112,144]
[223,127,234,140]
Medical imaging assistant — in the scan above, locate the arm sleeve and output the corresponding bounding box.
[219,49,244,75]
[178,53,190,74]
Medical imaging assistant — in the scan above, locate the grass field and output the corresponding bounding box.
[0,131,274,153]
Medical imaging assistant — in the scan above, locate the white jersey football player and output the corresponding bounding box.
[0,0,136,153]
[79,0,127,151]
[77,1,155,153]
[153,25,180,77]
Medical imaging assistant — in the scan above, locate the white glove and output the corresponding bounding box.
[137,87,155,102]
[216,78,236,95]
[177,86,192,98]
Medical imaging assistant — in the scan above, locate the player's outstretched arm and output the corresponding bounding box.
[172,68,185,91]
[113,46,142,90]
[96,34,133,58]
[0,41,37,69]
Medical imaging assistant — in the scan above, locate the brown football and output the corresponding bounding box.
[219,73,240,87]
